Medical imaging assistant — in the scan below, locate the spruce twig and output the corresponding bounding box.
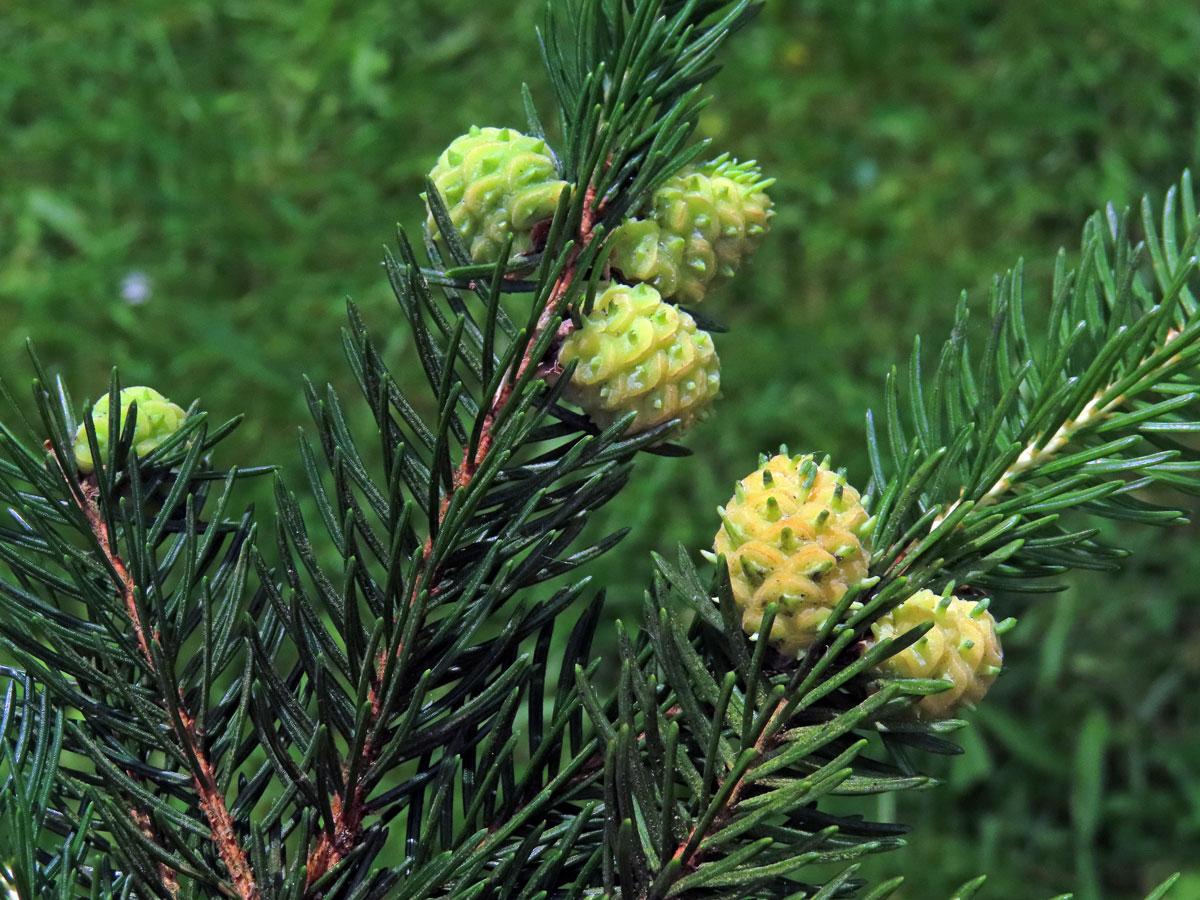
[304,160,607,891]
[66,461,259,900]
[867,180,1200,603]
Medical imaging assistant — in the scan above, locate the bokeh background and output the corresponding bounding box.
[4,1,1200,897]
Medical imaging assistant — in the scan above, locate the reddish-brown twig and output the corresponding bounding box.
[306,184,603,887]
[75,476,259,900]
[130,807,180,897]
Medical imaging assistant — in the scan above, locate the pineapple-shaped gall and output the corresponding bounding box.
[425,126,567,264]
[73,386,188,474]
[609,155,773,304]
[711,454,873,655]
[871,590,1003,720]
[555,282,720,436]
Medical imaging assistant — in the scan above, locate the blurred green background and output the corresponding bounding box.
[3,0,1200,897]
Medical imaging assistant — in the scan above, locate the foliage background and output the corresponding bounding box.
[3,0,1200,897]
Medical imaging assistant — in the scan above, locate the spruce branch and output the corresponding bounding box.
[866,174,1200,602]
[301,151,608,894]
[290,3,764,891]
[0,367,272,899]
[66,467,257,900]
[565,561,921,899]
[582,175,1200,899]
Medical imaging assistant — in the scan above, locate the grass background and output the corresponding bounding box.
[3,1,1200,897]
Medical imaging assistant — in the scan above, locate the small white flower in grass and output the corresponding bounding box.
[121,270,151,305]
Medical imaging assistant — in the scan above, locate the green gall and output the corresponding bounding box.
[73,386,188,474]
[607,155,773,305]
[553,282,720,437]
[424,125,568,265]
[713,453,871,656]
